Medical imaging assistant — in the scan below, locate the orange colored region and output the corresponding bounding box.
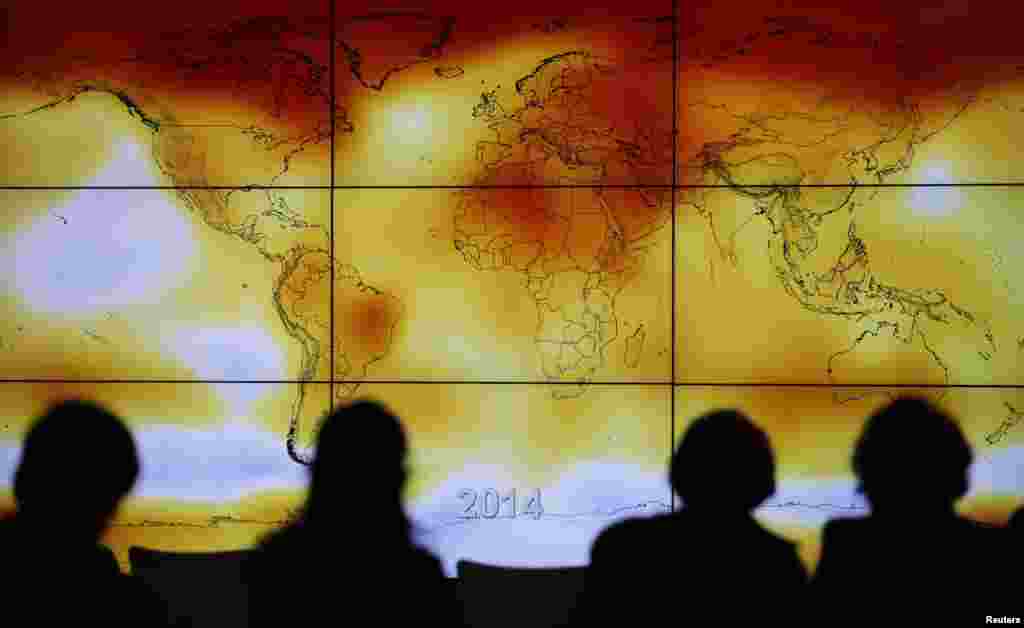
[2,0,331,170]
[679,0,1024,185]
[682,0,1023,97]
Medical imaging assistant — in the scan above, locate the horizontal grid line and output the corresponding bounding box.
[669,382,1024,389]
[6,182,1024,191]
[0,186,335,191]
[0,379,1020,388]
[677,182,1024,189]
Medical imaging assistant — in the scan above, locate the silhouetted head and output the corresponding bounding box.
[13,400,139,540]
[307,399,409,529]
[671,409,776,514]
[853,396,972,513]
[1010,506,1023,533]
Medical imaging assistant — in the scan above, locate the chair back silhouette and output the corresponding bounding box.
[129,546,251,628]
[457,560,585,628]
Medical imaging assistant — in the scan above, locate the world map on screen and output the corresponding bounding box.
[0,0,1021,574]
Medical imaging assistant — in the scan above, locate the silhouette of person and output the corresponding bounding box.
[1011,505,1023,532]
[0,399,166,626]
[572,409,807,626]
[244,399,462,627]
[812,396,1008,622]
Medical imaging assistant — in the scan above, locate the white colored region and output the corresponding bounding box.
[160,326,287,416]
[756,478,865,527]
[88,138,163,187]
[0,432,1018,572]
[968,444,1024,496]
[409,461,670,576]
[1,420,306,502]
[756,445,1024,528]
[131,421,307,502]
[410,447,1024,575]
[396,105,429,132]
[381,102,435,146]
[909,164,961,217]
[0,140,197,315]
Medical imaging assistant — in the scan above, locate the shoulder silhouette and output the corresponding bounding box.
[245,399,461,627]
[812,396,1006,622]
[1,399,166,626]
[574,409,806,625]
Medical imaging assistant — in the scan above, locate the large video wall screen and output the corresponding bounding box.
[1,0,1021,573]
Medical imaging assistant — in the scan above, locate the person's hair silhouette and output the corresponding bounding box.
[304,398,411,537]
[812,396,1007,622]
[2,399,167,626]
[244,399,461,627]
[670,408,776,513]
[12,399,139,540]
[572,409,806,626]
[851,396,972,513]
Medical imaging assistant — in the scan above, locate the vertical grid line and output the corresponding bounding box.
[670,0,680,512]
[329,0,337,415]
